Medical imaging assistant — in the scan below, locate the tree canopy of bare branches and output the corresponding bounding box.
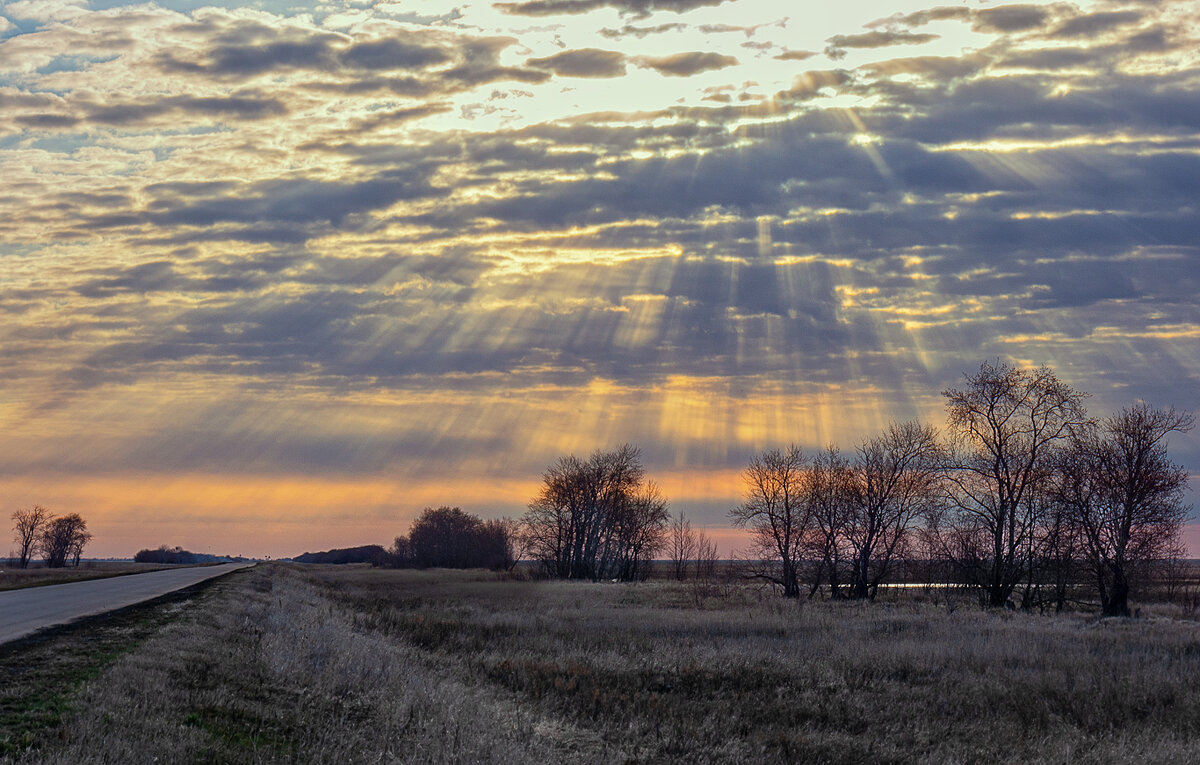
[524,444,669,581]
[843,420,943,600]
[806,447,854,598]
[39,512,92,568]
[941,360,1089,608]
[1054,404,1194,617]
[730,446,813,597]
[11,504,52,569]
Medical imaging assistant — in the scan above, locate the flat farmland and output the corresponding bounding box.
[6,563,1200,763]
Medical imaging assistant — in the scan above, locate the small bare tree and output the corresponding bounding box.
[690,528,722,601]
[730,446,813,598]
[694,529,719,581]
[668,511,698,580]
[1055,404,1193,617]
[11,504,53,569]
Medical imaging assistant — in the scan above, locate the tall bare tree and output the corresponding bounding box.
[1055,404,1193,617]
[730,446,812,598]
[844,420,943,600]
[942,360,1089,608]
[11,504,53,569]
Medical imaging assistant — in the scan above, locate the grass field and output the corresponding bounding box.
[5,563,1200,763]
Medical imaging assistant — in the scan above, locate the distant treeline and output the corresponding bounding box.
[294,545,391,565]
[133,545,236,564]
[294,507,517,571]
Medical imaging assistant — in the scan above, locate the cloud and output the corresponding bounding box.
[825,30,939,59]
[972,5,1052,33]
[599,22,687,39]
[147,169,442,231]
[495,0,731,18]
[3,0,88,22]
[637,52,738,77]
[860,55,986,82]
[8,93,288,133]
[870,6,972,28]
[774,49,815,62]
[1048,9,1145,39]
[526,48,628,77]
[3,0,1200,524]
[156,32,454,79]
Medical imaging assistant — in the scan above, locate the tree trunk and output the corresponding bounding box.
[1101,569,1131,617]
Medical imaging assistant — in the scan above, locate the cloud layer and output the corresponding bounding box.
[1,0,1197,554]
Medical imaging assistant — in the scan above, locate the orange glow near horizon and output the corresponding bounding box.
[1,469,758,559]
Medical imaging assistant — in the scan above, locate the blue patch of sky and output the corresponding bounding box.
[31,134,93,154]
[1,15,43,37]
[36,55,118,76]
[0,243,44,259]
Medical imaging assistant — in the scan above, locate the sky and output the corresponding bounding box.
[1,0,1198,559]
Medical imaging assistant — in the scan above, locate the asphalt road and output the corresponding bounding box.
[0,563,252,645]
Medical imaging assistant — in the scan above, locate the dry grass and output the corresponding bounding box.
[8,565,593,764]
[9,563,1200,763]
[0,562,174,591]
[317,566,1200,763]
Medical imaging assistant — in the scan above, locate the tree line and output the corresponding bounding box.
[8,505,92,568]
[730,360,1194,616]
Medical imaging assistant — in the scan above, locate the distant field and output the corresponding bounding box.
[6,563,1200,763]
[0,562,177,591]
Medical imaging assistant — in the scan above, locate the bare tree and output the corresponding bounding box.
[610,481,670,581]
[1055,404,1193,617]
[941,360,1089,608]
[806,446,854,599]
[843,420,943,600]
[1029,487,1085,613]
[668,511,698,580]
[730,446,813,598]
[11,504,53,569]
[690,529,722,601]
[524,445,668,581]
[498,517,527,572]
[39,513,90,568]
[694,529,720,581]
[403,507,513,570]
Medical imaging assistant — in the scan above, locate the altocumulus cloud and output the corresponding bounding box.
[636,52,738,76]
